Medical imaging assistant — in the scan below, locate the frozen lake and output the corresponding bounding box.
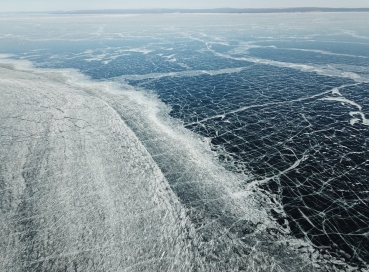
[0,13,368,271]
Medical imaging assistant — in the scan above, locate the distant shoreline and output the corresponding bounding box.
[2,7,369,15]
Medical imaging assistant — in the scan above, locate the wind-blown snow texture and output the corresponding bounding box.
[0,13,368,271]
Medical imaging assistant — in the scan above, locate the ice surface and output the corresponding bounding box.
[0,63,322,271]
[1,12,369,271]
[320,97,362,111]
[0,64,196,271]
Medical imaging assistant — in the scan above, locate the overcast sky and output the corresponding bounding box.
[0,0,368,12]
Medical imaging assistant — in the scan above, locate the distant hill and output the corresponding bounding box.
[55,7,369,14]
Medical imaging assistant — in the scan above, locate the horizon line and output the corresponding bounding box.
[1,7,369,14]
